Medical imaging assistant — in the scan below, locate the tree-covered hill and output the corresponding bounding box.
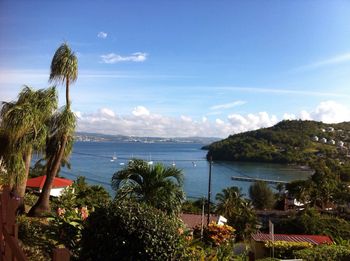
[205,120,350,164]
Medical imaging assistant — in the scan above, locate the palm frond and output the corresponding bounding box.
[49,43,78,85]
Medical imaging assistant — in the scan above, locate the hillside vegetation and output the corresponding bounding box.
[205,120,350,164]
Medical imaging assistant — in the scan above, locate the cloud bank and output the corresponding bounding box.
[100,52,148,63]
[75,101,350,138]
[97,31,108,39]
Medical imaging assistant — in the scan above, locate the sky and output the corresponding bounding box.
[1,0,350,138]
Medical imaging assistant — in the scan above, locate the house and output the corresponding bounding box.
[328,139,335,145]
[180,213,220,230]
[326,127,334,132]
[26,175,73,197]
[320,138,327,144]
[338,141,344,147]
[250,233,333,259]
[312,136,319,142]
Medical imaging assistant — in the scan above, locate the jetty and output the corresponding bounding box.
[231,176,288,185]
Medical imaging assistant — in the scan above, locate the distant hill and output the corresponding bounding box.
[75,132,220,144]
[204,120,350,164]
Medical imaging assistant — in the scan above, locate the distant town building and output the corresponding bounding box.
[328,139,336,145]
[321,128,326,132]
[320,138,327,144]
[338,141,345,147]
[312,136,319,142]
[326,127,334,132]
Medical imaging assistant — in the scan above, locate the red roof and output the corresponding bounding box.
[26,175,73,189]
[251,233,333,245]
[180,213,219,229]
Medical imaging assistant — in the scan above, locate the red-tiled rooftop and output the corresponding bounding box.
[180,213,219,229]
[26,175,73,189]
[251,233,333,245]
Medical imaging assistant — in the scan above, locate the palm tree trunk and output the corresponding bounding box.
[28,135,67,217]
[14,147,32,214]
[66,77,70,109]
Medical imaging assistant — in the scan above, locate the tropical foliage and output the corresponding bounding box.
[205,120,350,164]
[79,200,185,260]
[286,159,346,209]
[294,244,350,261]
[264,240,312,259]
[274,208,350,242]
[111,159,185,215]
[215,187,258,240]
[0,86,57,212]
[249,181,275,210]
[30,42,78,216]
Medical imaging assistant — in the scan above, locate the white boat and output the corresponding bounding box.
[119,162,125,166]
[192,161,196,167]
[147,155,153,165]
[110,153,117,162]
[172,161,176,167]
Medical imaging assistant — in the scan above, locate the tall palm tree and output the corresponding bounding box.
[29,43,77,216]
[215,187,257,240]
[112,159,185,215]
[49,43,78,109]
[0,86,57,212]
[215,186,244,218]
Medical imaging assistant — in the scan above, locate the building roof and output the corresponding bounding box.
[26,175,73,189]
[180,213,219,229]
[251,233,333,245]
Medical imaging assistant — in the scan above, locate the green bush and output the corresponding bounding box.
[264,240,312,259]
[79,200,185,260]
[295,244,350,261]
[274,208,350,242]
[17,215,56,260]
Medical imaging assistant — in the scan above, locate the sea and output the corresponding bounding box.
[59,141,312,200]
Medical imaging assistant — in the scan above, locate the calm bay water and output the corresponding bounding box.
[60,141,312,199]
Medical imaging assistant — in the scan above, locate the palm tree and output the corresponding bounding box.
[215,187,257,240]
[215,186,244,218]
[0,86,57,212]
[49,43,78,109]
[29,43,77,216]
[111,159,185,215]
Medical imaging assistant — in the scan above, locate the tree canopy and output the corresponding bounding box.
[112,159,185,215]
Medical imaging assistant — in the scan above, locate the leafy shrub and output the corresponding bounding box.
[274,208,350,242]
[79,200,185,260]
[194,222,235,246]
[264,240,312,259]
[48,207,88,258]
[294,244,350,261]
[17,215,55,260]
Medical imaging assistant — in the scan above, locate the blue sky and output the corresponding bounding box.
[1,1,350,137]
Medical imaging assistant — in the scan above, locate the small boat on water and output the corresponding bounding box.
[147,154,153,165]
[110,153,117,162]
[192,161,196,167]
[172,161,176,167]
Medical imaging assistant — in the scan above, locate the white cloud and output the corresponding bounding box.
[181,115,192,122]
[100,52,148,63]
[215,118,225,125]
[227,112,278,133]
[308,101,350,123]
[132,106,150,117]
[292,52,350,72]
[100,108,115,118]
[283,113,296,120]
[75,101,350,138]
[220,86,350,98]
[210,100,246,110]
[97,31,108,39]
